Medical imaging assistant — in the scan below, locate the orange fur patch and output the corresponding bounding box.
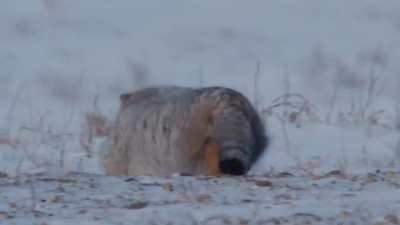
[204,142,221,175]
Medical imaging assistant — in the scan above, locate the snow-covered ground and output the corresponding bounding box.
[1,0,400,223]
[1,171,400,225]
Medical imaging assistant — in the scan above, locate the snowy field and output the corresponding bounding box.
[1,172,400,225]
[1,0,400,224]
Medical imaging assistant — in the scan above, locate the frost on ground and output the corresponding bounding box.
[1,171,400,225]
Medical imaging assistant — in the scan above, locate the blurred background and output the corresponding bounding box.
[1,0,400,175]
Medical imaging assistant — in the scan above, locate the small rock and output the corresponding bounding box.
[255,180,273,187]
[326,170,342,176]
[178,172,195,177]
[126,202,147,210]
[241,199,254,203]
[197,194,212,203]
[294,213,322,221]
[124,177,137,182]
[277,172,294,177]
[78,209,88,214]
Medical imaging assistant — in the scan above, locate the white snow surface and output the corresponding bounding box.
[1,172,400,225]
[1,0,400,223]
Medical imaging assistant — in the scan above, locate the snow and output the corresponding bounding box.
[1,0,400,223]
[1,172,400,224]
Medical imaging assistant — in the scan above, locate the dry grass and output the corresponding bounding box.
[0,133,19,148]
[80,95,111,158]
[253,61,261,111]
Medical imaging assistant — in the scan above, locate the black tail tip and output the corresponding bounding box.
[219,158,247,175]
